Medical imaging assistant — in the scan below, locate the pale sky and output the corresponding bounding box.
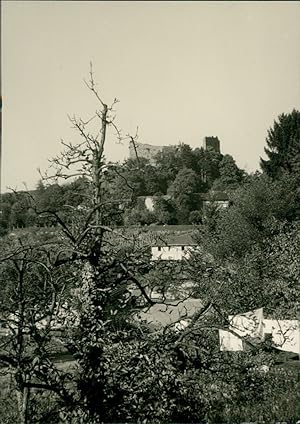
[2,1,300,191]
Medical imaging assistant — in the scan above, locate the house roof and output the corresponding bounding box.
[152,232,197,247]
[196,191,229,201]
[138,195,171,201]
[138,192,229,203]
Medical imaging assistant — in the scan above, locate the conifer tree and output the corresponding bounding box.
[260,109,300,178]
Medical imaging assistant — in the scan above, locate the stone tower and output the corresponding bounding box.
[203,136,220,153]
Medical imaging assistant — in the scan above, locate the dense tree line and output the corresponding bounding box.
[261,109,300,178]
[0,144,245,232]
[2,109,299,232]
[0,177,91,234]
[108,145,245,225]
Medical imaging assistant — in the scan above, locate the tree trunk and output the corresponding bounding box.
[16,386,30,424]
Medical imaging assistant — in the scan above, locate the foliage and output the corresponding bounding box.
[261,109,300,178]
[185,221,300,422]
[213,154,245,190]
[198,173,300,259]
[0,230,78,423]
[0,141,246,230]
[168,168,201,223]
[0,389,20,423]
[124,204,156,226]
[7,192,36,229]
[153,196,177,225]
[67,326,298,424]
[190,222,300,319]
[189,209,203,225]
[0,201,11,235]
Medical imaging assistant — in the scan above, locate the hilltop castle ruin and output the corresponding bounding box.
[129,136,221,162]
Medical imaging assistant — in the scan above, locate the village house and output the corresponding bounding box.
[139,195,171,212]
[219,308,300,355]
[139,191,230,216]
[151,233,197,261]
[200,191,230,210]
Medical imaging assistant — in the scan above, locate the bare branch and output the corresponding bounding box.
[83,62,105,108]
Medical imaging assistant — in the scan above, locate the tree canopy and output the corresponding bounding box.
[260,109,300,178]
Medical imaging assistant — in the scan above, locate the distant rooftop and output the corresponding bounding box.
[153,232,197,247]
[197,191,229,201]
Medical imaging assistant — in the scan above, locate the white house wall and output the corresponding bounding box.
[264,319,300,354]
[220,314,300,354]
[151,246,193,261]
[219,329,243,351]
[145,196,155,212]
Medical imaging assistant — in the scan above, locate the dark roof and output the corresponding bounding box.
[138,195,171,201]
[153,232,197,247]
[196,191,229,201]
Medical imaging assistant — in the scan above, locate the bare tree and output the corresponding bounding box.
[0,233,78,423]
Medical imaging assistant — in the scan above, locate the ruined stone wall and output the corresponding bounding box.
[129,138,221,161]
[129,142,178,163]
[129,142,164,161]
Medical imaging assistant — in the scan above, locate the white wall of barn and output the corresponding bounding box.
[151,245,193,260]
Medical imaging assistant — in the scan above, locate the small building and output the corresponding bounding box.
[139,192,229,214]
[263,319,299,355]
[138,195,171,212]
[199,191,230,210]
[151,233,197,261]
[219,308,300,355]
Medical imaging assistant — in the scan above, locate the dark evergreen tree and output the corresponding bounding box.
[154,196,177,224]
[168,168,201,223]
[260,109,300,178]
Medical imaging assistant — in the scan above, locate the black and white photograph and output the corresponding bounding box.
[1,1,300,423]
